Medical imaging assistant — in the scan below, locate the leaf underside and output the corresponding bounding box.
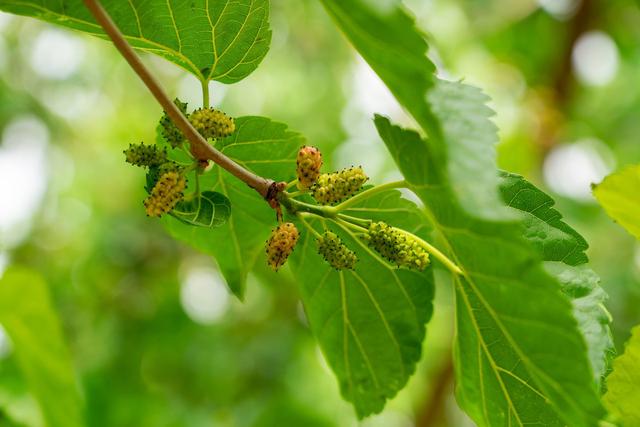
[376,114,605,427]
[320,0,606,423]
[160,116,304,298]
[289,190,434,418]
[0,0,271,83]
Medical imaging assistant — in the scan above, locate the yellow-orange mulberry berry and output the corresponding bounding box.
[143,171,186,217]
[265,222,299,270]
[312,166,368,205]
[189,108,235,140]
[364,222,430,271]
[317,231,357,270]
[296,146,322,190]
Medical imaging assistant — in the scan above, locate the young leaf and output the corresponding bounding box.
[289,190,434,418]
[0,267,83,427]
[593,164,640,239]
[604,326,640,426]
[0,0,271,83]
[499,172,614,386]
[171,191,231,228]
[375,115,605,427]
[161,116,304,298]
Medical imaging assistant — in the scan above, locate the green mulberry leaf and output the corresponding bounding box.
[0,0,271,84]
[375,113,605,427]
[289,190,434,418]
[0,268,83,427]
[499,172,614,387]
[593,164,640,239]
[171,191,231,228]
[604,326,640,426]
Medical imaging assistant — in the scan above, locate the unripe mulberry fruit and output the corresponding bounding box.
[160,98,189,148]
[189,108,235,140]
[364,222,430,271]
[124,142,167,168]
[265,222,299,271]
[312,166,368,205]
[145,161,184,194]
[143,171,187,217]
[317,231,357,270]
[296,146,322,190]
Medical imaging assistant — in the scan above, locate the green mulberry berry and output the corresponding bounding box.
[143,171,186,217]
[312,166,368,205]
[160,98,189,148]
[296,146,323,190]
[266,222,299,271]
[124,142,167,168]
[189,108,235,140]
[364,222,430,271]
[317,231,357,270]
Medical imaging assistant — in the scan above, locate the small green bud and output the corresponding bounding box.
[266,222,299,271]
[144,171,186,217]
[296,146,323,190]
[124,142,167,168]
[189,108,235,140]
[317,231,357,270]
[364,222,430,271]
[160,98,189,148]
[312,166,368,205]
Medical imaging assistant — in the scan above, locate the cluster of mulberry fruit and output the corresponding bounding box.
[143,171,187,217]
[189,108,236,140]
[311,166,368,205]
[364,222,430,271]
[127,99,239,219]
[266,222,300,271]
[317,231,358,270]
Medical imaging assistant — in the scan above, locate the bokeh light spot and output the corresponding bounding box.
[180,266,229,325]
[543,139,614,201]
[30,29,85,80]
[572,31,619,87]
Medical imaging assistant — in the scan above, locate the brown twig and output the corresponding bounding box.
[415,353,455,427]
[82,0,275,199]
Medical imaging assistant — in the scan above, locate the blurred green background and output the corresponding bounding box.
[0,0,639,426]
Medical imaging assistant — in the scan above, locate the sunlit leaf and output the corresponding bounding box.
[604,325,640,426]
[0,0,271,83]
[0,268,83,427]
[593,164,640,240]
[289,190,434,418]
[171,191,231,228]
[376,114,604,427]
